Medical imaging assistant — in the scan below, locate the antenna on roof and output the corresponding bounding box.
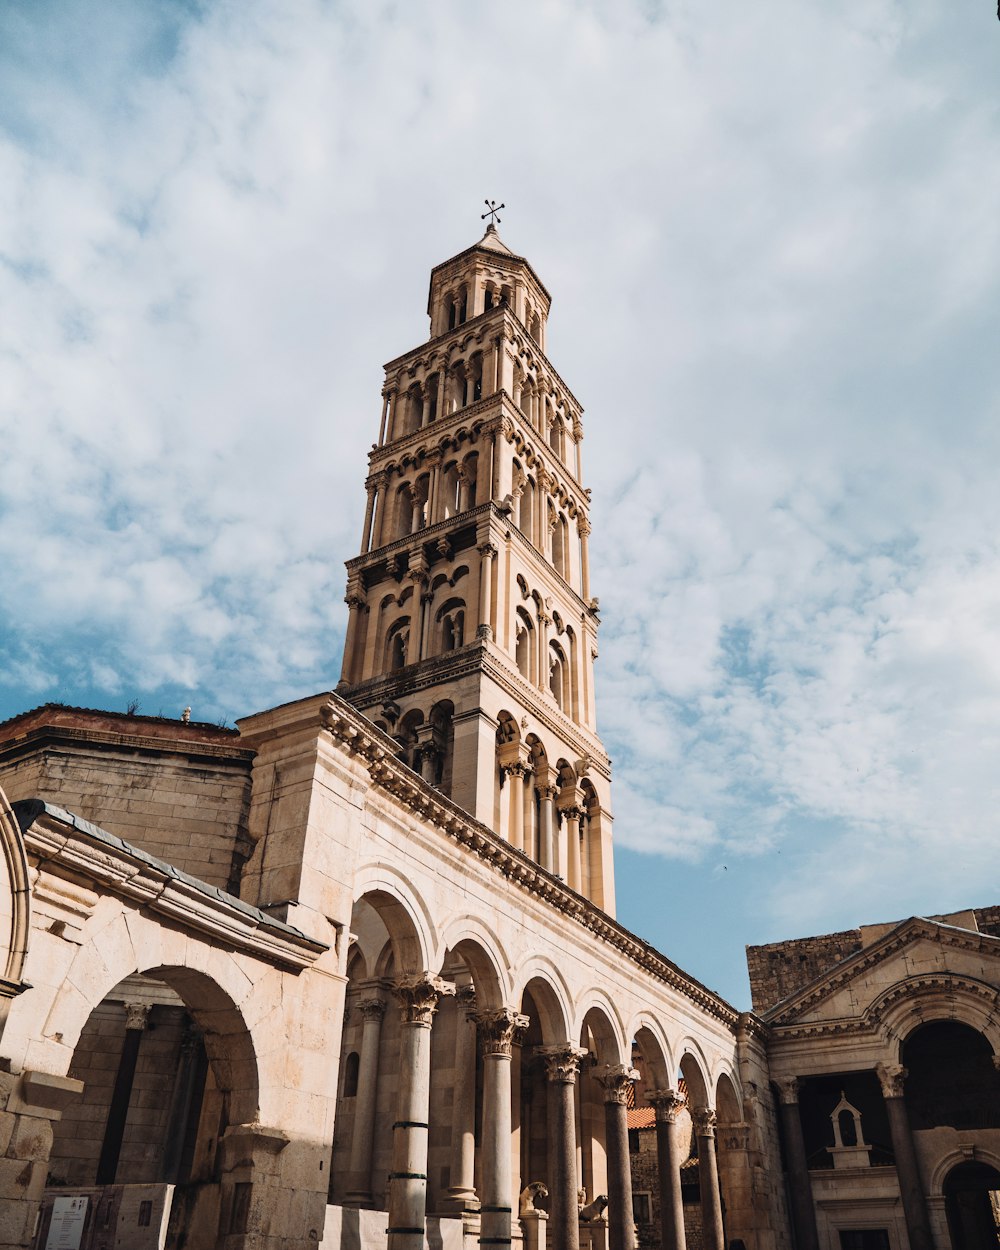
[481,199,504,227]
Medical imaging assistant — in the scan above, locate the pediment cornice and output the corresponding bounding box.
[765,917,1000,1026]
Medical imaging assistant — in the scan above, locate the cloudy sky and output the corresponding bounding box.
[2,0,999,1005]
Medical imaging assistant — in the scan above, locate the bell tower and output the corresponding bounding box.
[338,223,615,913]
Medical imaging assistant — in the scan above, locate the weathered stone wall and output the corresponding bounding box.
[745,931,863,1014]
[0,708,253,892]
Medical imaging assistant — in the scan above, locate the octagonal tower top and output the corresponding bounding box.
[426,224,553,349]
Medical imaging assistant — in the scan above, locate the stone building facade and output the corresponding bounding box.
[0,225,992,1250]
[748,910,1000,1250]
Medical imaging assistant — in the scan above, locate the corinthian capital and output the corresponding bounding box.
[595,1064,640,1105]
[357,997,387,1023]
[876,1062,907,1100]
[692,1106,718,1136]
[647,1088,687,1123]
[475,1008,530,1058]
[393,974,456,1026]
[538,1044,590,1084]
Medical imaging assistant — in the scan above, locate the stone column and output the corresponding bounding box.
[345,996,387,1204]
[877,1063,933,1250]
[476,1008,530,1250]
[479,542,497,640]
[504,763,529,852]
[339,591,367,686]
[97,1002,150,1184]
[774,1078,819,1250]
[410,581,429,661]
[388,975,456,1250]
[536,783,557,874]
[578,518,591,602]
[443,987,479,1213]
[647,1090,687,1250]
[537,612,550,690]
[540,1046,589,1250]
[560,806,584,894]
[418,741,439,786]
[379,389,392,444]
[596,1065,639,1250]
[693,1108,725,1250]
[372,473,392,547]
[522,767,536,860]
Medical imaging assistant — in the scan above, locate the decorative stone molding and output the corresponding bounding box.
[393,973,456,1026]
[357,997,387,1023]
[876,1062,907,1100]
[538,1044,590,1084]
[475,1008,529,1057]
[692,1106,718,1136]
[595,1064,639,1105]
[477,541,499,560]
[647,1087,687,1123]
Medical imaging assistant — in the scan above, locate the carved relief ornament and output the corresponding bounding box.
[357,997,387,1023]
[692,1106,718,1136]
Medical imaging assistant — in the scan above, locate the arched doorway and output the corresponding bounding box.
[943,1160,1000,1250]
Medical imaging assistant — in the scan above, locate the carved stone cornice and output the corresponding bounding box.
[647,1088,687,1123]
[595,1064,639,1105]
[538,1045,590,1084]
[876,1062,907,1100]
[475,1008,530,1058]
[393,974,456,1026]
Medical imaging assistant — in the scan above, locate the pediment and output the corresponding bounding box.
[765,917,1000,1028]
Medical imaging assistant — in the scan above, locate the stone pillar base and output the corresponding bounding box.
[522,1209,548,1250]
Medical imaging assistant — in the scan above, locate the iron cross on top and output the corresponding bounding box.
[481,199,504,226]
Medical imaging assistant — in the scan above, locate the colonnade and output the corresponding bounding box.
[337,973,730,1250]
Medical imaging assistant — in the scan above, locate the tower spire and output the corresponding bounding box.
[338,230,615,914]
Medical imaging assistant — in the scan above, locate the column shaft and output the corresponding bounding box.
[542,1047,587,1250]
[445,993,478,1210]
[388,977,455,1250]
[777,1091,819,1250]
[477,1009,527,1250]
[346,998,386,1204]
[598,1067,639,1250]
[694,1112,725,1250]
[878,1064,933,1250]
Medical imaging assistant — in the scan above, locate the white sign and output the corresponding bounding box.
[44,1195,89,1250]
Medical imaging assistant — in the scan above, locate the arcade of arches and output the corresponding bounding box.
[1,227,999,1250]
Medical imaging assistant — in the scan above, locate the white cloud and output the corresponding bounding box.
[2,0,1000,987]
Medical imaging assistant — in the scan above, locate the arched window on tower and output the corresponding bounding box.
[426,373,439,423]
[384,618,410,672]
[515,608,534,681]
[549,641,569,709]
[437,598,466,653]
[441,463,461,519]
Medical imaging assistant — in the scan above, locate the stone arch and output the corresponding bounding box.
[630,1019,672,1090]
[0,787,30,991]
[930,1145,1000,1194]
[576,996,627,1066]
[715,1070,742,1123]
[437,916,513,1009]
[514,966,572,1044]
[867,973,1000,1060]
[349,866,435,975]
[677,1040,712,1108]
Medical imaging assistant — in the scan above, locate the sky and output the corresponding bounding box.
[2,0,1000,1007]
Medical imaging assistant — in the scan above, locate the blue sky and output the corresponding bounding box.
[2,0,1000,1006]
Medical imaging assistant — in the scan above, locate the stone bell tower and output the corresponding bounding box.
[338,222,615,913]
